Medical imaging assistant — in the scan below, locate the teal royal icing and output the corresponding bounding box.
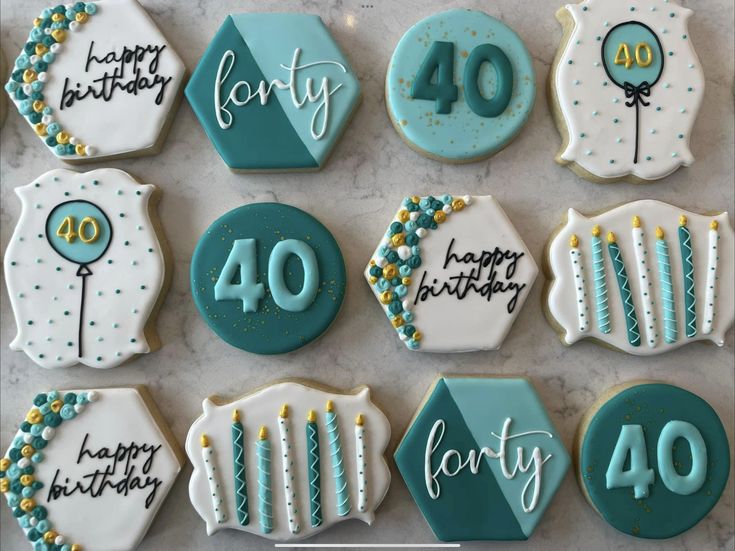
[679,223,697,337]
[190,203,346,355]
[267,239,319,312]
[186,14,361,171]
[394,378,569,541]
[306,419,322,527]
[580,383,730,539]
[656,234,678,343]
[607,238,641,346]
[411,41,458,114]
[386,9,535,161]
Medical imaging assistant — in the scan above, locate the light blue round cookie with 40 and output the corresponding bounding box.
[385,9,536,163]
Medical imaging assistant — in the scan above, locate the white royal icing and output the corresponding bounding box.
[3,168,167,369]
[546,200,734,355]
[185,381,391,542]
[553,0,704,180]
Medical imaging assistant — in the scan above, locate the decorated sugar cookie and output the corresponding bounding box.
[577,381,730,538]
[1,387,184,550]
[186,13,361,172]
[550,0,704,182]
[395,377,570,541]
[365,195,537,352]
[386,9,536,163]
[545,200,733,355]
[186,380,391,541]
[4,0,185,162]
[191,203,346,354]
[4,169,169,369]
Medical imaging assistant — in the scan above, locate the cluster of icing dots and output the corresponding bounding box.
[0,390,98,551]
[367,195,471,350]
[4,2,98,158]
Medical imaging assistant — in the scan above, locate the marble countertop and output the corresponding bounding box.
[1,0,733,550]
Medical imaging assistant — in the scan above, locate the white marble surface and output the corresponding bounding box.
[1,0,733,549]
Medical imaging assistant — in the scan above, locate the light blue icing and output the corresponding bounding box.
[657,420,707,495]
[267,239,319,312]
[45,200,112,266]
[213,238,265,312]
[228,13,362,166]
[605,424,654,498]
[656,235,677,343]
[602,22,663,89]
[325,409,350,516]
[257,437,273,534]
[591,234,611,334]
[386,9,536,161]
[444,378,570,538]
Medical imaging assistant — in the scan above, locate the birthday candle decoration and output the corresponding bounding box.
[569,234,590,333]
[355,414,367,513]
[607,232,640,347]
[201,434,227,524]
[232,409,249,526]
[257,426,273,534]
[306,410,322,528]
[655,227,677,344]
[679,215,697,337]
[703,220,719,335]
[278,405,300,534]
[325,400,351,516]
[631,216,657,348]
[591,225,611,334]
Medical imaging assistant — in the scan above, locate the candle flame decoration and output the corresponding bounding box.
[711,220,719,231]
[259,426,268,440]
[607,231,617,244]
[632,215,641,228]
[325,400,334,413]
[233,408,241,422]
[569,234,579,248]
[201,433,209,447]
[356,414,364,426]
[592,224,601,238]
[280,404,289,418]
[656,226,664,239]
[307,409,317,423]
[680,214,688,227]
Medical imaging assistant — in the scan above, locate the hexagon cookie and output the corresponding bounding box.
[4,0,185,162]
[365,195,538,352]
[1,386,184,551]
[186,13,361,172]
[394,377,570,541]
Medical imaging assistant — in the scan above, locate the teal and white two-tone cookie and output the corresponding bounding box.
[190,203,346,355]
[385,9,536,163]
[577,381,730,539]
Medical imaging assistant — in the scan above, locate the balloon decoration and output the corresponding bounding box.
[46,200,112,357]
[601,21,664,164]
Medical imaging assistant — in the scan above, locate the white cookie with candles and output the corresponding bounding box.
[544,200,734,355]
[185,380,391,541]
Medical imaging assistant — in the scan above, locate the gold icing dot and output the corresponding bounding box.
[369,276,378,284]
[398,210,410,222]
[382,264,398,280]
[434,211,446,223]
[21,445,35,458]
[76,12,89,23]
[35,44,48,56]
[75,144,87,156]
[0,479,9,493]
[51,13,64,22]
[34,123,47,136]
[71,544,83,551]
[56,132,70,145]
[379,291,393,304]
[33,17,42,27]
[32,100,45,113]
[26,409,42,424]
[400,119,408,126]
[391,233,405,246]
[402,277,411,285]
[51,29,67,43]
[19,498,36,512]
[0,458,10,471]
[451,199,466,211]
[50,399,63,412]
[410,196,420,204]
[391,317,404,328]
[20,474,34,486]
[43,531,58,544]
[413,331,423,341]
[22,69,37,83]
[460,50,468,58]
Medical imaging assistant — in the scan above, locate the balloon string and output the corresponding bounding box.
[623,81,651,165]
[76,265,92,358]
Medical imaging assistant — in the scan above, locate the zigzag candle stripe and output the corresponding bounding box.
[325,400,351,516]
[655,227,677,343]
[679,216,697,337]
[703,220,719,335]
[591,226,611,334]
[232,409,249,526]
[306,410,322,528]
[632,217,657,347]
[607,232,640,347]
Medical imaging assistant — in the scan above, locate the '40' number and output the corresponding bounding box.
[605,421,707,498]
[411,41,513,117]
[215,238,319,313]
[56,215,100,244]
[614,42,653,69]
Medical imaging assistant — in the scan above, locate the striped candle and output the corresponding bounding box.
[325,400,351,516]
[702,220,719,334]
[201,434,227,524]
[278,405,300,534]
[306,410,322,528]
[607,232,641,347]
[591,225,611,334]
[679,215,697,337]
[232,409,249,526]
[257,426,273,534]
[355,414,367,513]
[631,216,657,348]
[569,234,590,333]
[655,227,677,343]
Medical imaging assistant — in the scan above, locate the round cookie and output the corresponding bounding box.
[3,168,170,369]
[544,200,734,356]
[4,0,186,162]
[549,0,705,182]
[185,380,391,541]
[190,203,346,355]
[385,9,536,163]
[1,387,184,551]
[576,381,730,539]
